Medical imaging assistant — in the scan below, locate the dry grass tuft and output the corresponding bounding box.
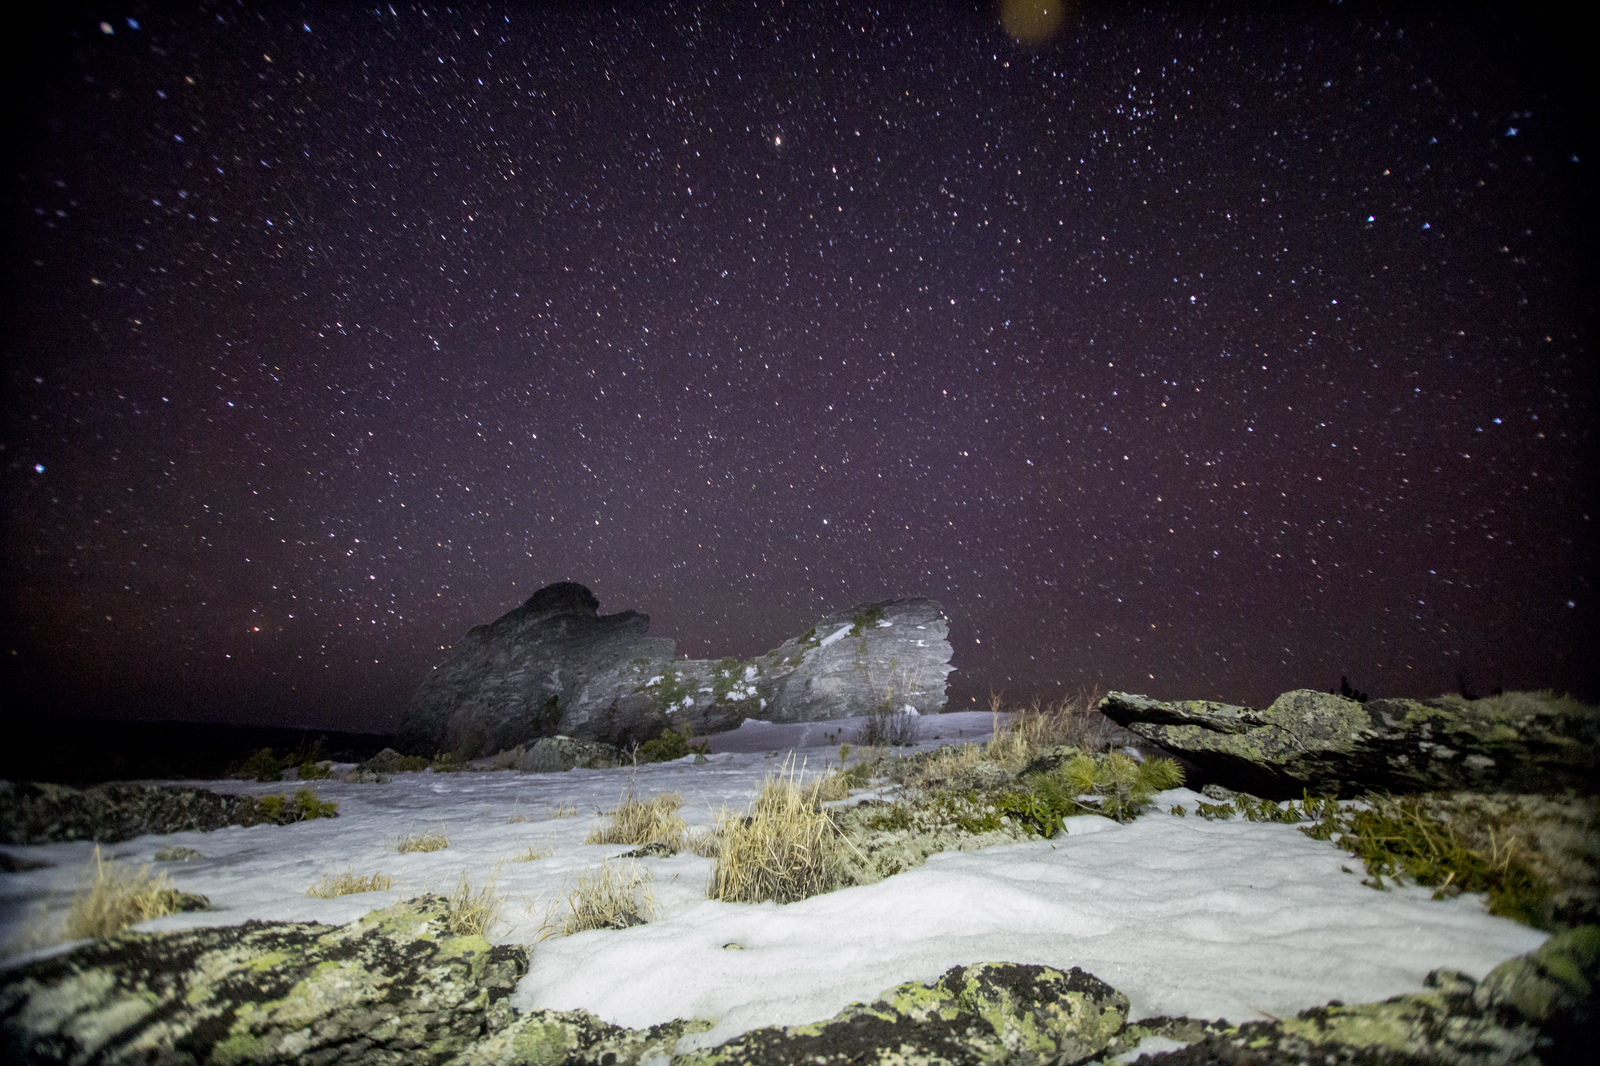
[445,865,503,936]
[708,758,850,904]
[584,789,687,851]
[305,869,394,898]
[510,844,554,863]
[805,771,853,804]
[65,846,181,940]
[539,860,656,938]
[389,826,450,853]
[546,801,579,819]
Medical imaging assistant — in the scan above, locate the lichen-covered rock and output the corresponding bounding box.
[0,895,528,1065]
[1130,927,1598,1065]
[397,582,953,759]
[513,736,623,773]
[1098,689,1599,798]
[0,780,267,846]
[676,961,1128,1066]
[445,1009,712,1066]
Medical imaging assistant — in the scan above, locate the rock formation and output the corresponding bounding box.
[1099,688,1600,799]
[3,891,1592,1065]
[396,582,953,759]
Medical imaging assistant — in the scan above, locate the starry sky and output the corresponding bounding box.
[3,1,1592,735]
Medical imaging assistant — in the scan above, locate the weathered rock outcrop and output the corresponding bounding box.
[397,582,953,759]
[1099,689,1600,799]
[0,781,327,847]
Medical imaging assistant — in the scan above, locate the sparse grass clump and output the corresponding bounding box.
[856,704,920,747]
[446,866,503,936]
[306,869,394,898]
[540,861,656,938]
[708,759,849,904]
[65,847,182,940]
[389,826,450,853]
[585,789,687,851]
[510,844,554,862]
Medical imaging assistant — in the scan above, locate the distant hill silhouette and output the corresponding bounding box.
[4,718,393,786]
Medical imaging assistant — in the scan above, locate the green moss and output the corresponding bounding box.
[294,760,332,780]
[849,604,887,636]
[1289,793,1553,925]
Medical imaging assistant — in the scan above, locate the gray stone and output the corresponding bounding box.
[1098,689,1600,799]
[675,961,1128,1066]
[397,582,953,759]
[514,736,623,773]
[153,846,204,862]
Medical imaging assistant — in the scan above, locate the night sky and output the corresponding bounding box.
[4,1,1592,736]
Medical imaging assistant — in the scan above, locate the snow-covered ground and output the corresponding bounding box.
[0,711,1546,1055]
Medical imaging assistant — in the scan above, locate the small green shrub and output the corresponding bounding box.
[430,751,467,773]
[295,759,332,781]
[238,748,285,783]
[254,790,339,825]
[636,724,711,764]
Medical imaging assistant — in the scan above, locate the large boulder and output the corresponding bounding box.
[397,583,953,759]
[1099,689,1600,799]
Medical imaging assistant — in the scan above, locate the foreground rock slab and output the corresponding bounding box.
[678,961,1128,1066]
[0,895,703,1066]
[1099,689,1599,798]
[398,581,953,758]
[3,895,1593,1065]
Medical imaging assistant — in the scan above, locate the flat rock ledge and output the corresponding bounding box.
[1098,689,1600,799]
[0,781,332,847]
[2,895,1593,1066]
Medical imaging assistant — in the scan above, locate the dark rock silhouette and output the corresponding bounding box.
[396,582,953,758]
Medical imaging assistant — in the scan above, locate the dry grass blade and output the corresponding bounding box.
[584,789,687,851]
[510,844,554,862]
[446,865,503,936]
[305,869,394,898]
[65,846,181,940]
[389,826,450,853]
[540,860,656,938]
[545,802,579,819]
[709,757,848,904]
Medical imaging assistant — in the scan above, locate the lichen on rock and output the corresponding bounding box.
[675,961,1129,1066]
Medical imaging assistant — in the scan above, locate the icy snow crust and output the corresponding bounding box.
[0,710,1546,1052]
